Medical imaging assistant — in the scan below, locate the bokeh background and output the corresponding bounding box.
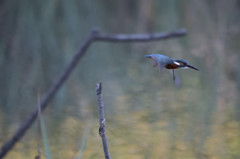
[1,0,240,158]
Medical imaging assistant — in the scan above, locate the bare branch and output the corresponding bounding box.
[94,28,186,42]
[0,29,95,159]
[0,28,186,158]
[96,82,111,159]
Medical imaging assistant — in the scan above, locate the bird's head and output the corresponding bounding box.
[145,55,153,59]
[145,54,158,67]
[145,54,173,68]
[174,59,199,71]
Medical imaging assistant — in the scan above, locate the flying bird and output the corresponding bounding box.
[145,54,199,86]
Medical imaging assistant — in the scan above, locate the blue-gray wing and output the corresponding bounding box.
[157,60,165,72]
[153,54,173,72]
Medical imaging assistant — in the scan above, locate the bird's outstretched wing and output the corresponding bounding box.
[157,61,165,72]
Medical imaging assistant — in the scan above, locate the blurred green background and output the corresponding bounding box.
[0,0,240,158]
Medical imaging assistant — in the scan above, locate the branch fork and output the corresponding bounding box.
[0,28,186,158]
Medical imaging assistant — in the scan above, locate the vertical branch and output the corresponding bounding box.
[96,82,111,159]
[36,94,42,159]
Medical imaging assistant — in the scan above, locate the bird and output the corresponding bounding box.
[145,54,199,86]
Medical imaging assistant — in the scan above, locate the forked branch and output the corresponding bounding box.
[0,28,186,158]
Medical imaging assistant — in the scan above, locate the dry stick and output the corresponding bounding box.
[96,83,111,159]
[0,28,186,158]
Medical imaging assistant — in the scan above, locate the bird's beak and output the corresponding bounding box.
[185,64,199,71]
[145,55,152,58]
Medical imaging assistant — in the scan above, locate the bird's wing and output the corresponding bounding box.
[157,61,165,72]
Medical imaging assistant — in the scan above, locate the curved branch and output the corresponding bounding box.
[0,28,186,158]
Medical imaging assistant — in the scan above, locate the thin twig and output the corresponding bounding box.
[96,83,111,159]
[36,94,42,159]
[0,28,186,158]
[75,122,91,159]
